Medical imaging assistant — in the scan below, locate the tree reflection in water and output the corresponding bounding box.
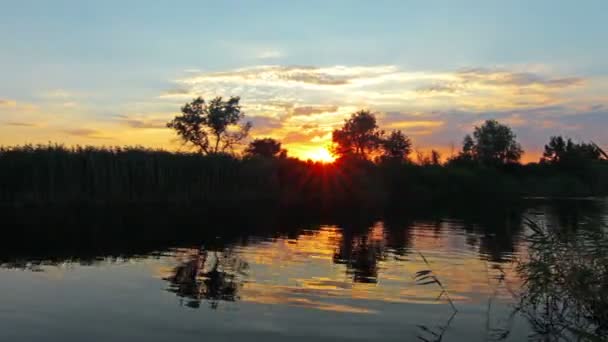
[164,247,247,309]
[333,221,387,283]
[517,218,608,341]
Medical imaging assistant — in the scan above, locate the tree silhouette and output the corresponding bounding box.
[245,138,285,158]
[542,136,602,164]
[331,110,384,160]
[459,120,523,165]
[381,130,412,161]
[167,96,252,154]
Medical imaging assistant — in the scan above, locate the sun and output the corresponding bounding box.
[307,147,336,163]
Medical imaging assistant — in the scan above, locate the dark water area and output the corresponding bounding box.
[1,199,607,341]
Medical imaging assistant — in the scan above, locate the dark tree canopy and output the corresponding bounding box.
[542,136,602,164]
[245,138,285,158]
[331,110,384,160]
[460,119,523,165]
[167,96,251,154]
[381,130,412,161]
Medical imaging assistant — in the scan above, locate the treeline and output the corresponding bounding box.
[0,96,606,208]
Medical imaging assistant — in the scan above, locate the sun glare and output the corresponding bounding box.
[307,147,336,163]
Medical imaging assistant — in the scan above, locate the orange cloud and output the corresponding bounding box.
[383,120,444,130]
[292,105,339,115]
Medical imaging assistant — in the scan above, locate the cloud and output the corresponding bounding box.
[292,105,339,115]
[384,119,445,130]
[301,123,319,130]
[42,89,74,99]
[416,84,460,94]
[163,88,191,97]
[0,99,17,107]
[3,121,38,127]
[122,118,167,129]
[256,49,285,59]
[456,68,583,88]
[282,129,329,144]
[62,128,111,139]
[590,104,604,111]
[414,69,583,99]
[380,112,447,138]
[281,131,310,144]
[174,65,398,89]
[165,65,584,113]
[248,116,284,135]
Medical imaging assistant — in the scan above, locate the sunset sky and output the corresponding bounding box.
[1,1,607,162]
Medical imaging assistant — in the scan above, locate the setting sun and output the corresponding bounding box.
[305,147,336,163]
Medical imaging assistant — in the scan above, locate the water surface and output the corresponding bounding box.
[1,199,606,341]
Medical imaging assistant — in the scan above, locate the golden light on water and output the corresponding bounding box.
[155,223,523,314]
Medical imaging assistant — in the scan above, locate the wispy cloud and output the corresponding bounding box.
[163,88,190,97]
[457,68,583,88]
[121,118,167,129]
[41,89,75,99]
[0,99,17,107]
[292,105,339,115]
[62,128,111,139]
[248,116,283,135]
[256,49,285,59]
[165,65,584,111]
[3,121,38,127]
[415,69,583,96]
[171,65,398,89]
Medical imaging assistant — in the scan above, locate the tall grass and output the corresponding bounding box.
[0,144,278,205]
[414,251,458,312]
[518,217,608,340]
[0,144,606,207]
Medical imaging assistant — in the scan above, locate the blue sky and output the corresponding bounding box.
[1,1,607,160]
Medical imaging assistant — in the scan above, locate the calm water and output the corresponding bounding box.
[1,199,607,341]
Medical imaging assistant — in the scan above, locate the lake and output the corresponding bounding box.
[1,199,607,341]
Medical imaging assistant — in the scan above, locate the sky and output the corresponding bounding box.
[1,0,607,162]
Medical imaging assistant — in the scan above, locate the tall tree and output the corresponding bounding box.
[460,119,523,165]
[542,136,602,164]
[331,110,384,160]
[245,138,285,158]
[167,96,251,154]
[381,130,412,161]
